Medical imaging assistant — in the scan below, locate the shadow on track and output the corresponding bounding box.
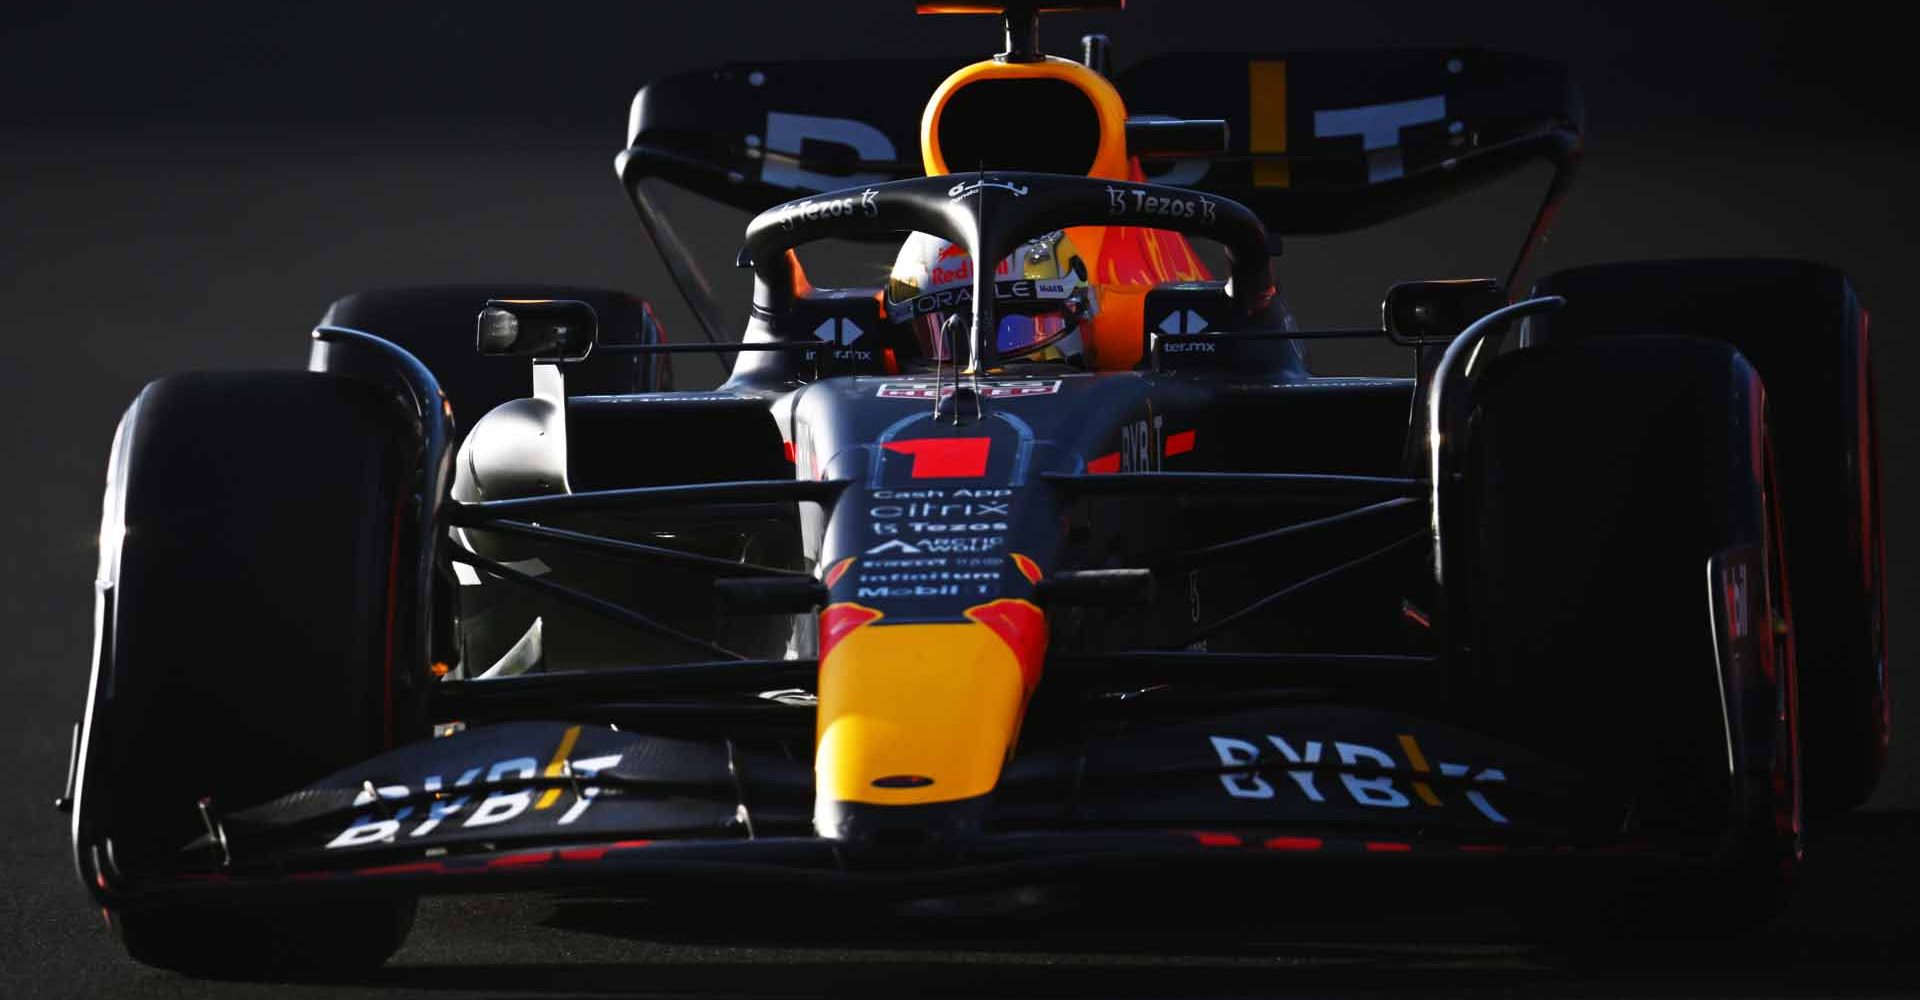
[342,811,1920,999]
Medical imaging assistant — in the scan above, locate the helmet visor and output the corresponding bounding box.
[996,311,1072,356]
[913,308,1078,363]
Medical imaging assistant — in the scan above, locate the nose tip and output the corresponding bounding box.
[815,795,990,861]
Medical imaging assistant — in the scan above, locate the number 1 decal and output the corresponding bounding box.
[882,438,991,479]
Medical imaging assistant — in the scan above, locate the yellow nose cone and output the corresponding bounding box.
[814,601,1044,812]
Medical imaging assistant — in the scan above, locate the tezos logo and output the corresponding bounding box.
[1105,185,1216,223]
[775,188,881,230]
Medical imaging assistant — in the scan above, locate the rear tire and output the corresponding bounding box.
[316,284,673,446]
[76,371,422,975]
[1463,337,1800,932]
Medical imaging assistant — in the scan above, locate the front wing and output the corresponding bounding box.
[82,706,1727,912]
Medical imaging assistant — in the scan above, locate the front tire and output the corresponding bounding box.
[1462,336,1801,931]
[112,900,418,979]
[1529,259,1880,817]
[75,371,423,975]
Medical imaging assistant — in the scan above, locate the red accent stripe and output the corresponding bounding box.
[964,598,1048,690]
[1011,552,1042,585]
[641,299,666,343]
[358,861,449,877]
[1365,841,1413,853]
[782,440,797,463]
[1191,831,1242,847]
[824,556,856,588]
[1163,429,1196,456]
[818,603,884,661]
[1086,452,1121,474]
[1262,836,1323,852]
[487,850,556,869]
[556,840,653,863]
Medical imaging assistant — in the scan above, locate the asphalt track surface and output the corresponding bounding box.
[7,4,1920,996]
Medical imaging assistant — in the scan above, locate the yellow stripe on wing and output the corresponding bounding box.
[1250,61,1290,188]
[1397,732,1444,807]
[534,724,582,810]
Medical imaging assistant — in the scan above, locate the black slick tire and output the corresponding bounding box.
[76,370,422,975]
[1463,336,1801,933]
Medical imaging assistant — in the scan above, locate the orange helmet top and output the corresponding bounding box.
[915,50,1211,369]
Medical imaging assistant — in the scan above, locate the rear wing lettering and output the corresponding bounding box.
[621,49,1580,237]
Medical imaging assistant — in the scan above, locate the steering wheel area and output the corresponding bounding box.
[742,171,1273,372]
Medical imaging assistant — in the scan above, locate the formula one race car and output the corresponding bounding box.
[64,1,1887,976]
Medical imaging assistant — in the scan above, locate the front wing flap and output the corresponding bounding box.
[91,706,1680,907]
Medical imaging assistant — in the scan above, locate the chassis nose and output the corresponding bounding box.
[812,603,1045,837]
[813,795,992,861]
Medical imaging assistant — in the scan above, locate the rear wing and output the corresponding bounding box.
[1116,49,1582,235]
[620,49,1581,235]
[622,60,955,214]
[616,49,1581,340]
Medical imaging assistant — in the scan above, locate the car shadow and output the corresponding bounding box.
[357,810,1920,999]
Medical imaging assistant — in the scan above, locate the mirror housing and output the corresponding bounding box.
[1383,279,1504,346]
[1124,116,1230,157]
[476,299,597,361]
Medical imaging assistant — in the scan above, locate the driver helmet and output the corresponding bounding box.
[885,230,1098,365]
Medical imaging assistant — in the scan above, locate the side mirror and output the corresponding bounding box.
[1124,116,1231,157]
[1383,279,1504,346]
[475,299,597,361]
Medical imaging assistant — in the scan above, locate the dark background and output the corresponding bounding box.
[4,1,1917,996]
